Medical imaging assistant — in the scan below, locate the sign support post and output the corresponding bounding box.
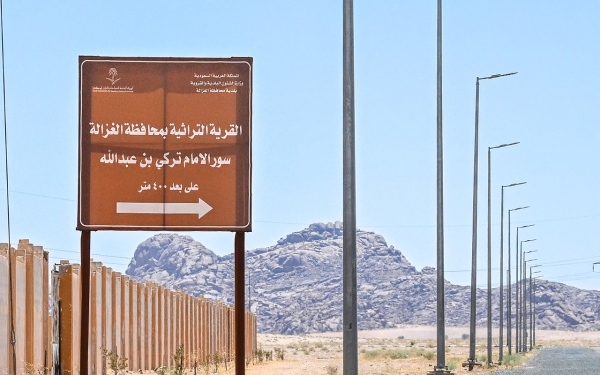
[235,232,245,375]
[80,231,91,375]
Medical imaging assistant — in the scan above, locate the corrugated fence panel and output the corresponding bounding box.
[0,245,257,374]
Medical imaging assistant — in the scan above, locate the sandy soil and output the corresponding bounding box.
[189,326,600,375]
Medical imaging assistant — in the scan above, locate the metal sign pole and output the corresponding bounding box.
[80,231,91,375]
[235,232,245,375]
[343,0,358,374]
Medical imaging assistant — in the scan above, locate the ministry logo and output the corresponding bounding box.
[106,68,121,85]
[92,67,133,93]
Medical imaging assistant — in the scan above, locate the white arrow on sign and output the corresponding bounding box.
[116,199,213,219]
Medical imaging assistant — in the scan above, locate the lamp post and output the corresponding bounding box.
[515,229,534,352]
[522,248,537,352]
[342,1,358,373]
[529,268,541,350]
[532,275,543,347]
[431,1,452,373]
[507,207,528,354]
[498,183,525,362]
[486,143,519,365]
[466,71,517,371]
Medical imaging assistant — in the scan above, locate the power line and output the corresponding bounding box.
[0,188,75,202]
[0,1,17,373]
[46,247,132,260]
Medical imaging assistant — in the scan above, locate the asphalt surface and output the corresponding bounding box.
[496,347,600,375]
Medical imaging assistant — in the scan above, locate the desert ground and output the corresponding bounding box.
[210,325,600,375]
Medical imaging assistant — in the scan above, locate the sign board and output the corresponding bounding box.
[78,56,252,231]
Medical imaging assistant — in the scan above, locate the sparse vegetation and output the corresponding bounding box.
[446,357,462,371]
[172,345,184,375]
[325,365,338,375]
[101,348,128,375]
[361,348,437,360]
[477,354,487,364]
[503,353,525,368]
[274,347,285,360]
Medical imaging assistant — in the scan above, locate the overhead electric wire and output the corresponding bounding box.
[0,1,16,373]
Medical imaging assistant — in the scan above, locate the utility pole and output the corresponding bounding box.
[342,1,358,374]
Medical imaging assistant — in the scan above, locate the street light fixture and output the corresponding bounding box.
[466,71,518,371]
[515,227,534,352]
[486,143,519,365]
[507,207,529,354]
[498,183,525,362]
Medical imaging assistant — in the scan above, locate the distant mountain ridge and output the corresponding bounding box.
[125,222,600,334]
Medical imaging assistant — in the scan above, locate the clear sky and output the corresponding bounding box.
[0,1,599,291]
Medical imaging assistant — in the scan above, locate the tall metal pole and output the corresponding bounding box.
[466,72,517,370]
[487,145,518,365]
[508,212,529,353]
[533,277,540,347]
[533,278,536,347]
[529,269,533,350]
[522,259,529,352]
[499,185,525,360]
[486,148,492,365]
[80,231,91,375]
[520,247,536,352]
[515,230,520,352]
[342,1,358,373]
[507,210,512,354]
[467,77,480,371]
[434,0,449,372]
[521,257,535,352]
[234,232,245,375]
[515,228,535,351]
[499,187,505,362]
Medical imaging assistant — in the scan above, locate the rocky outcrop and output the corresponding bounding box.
[125,222,600,334]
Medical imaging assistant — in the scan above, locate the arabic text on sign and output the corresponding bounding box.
[90,122,241,140]
[99,151,232,169]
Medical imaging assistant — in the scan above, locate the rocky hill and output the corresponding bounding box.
[125,222,600,334]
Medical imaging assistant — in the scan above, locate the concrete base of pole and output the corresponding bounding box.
[462,359,482,371]
[427,368,455,375]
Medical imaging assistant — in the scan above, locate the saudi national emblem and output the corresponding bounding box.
[106,68,121,85]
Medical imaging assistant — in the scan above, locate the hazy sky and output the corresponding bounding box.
[1,1,599,291]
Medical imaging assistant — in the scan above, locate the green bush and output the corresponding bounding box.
[502,353,524,368]
[446,358,461,371]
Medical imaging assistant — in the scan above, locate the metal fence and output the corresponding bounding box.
[0,240,257,375]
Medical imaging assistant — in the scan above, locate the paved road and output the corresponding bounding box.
[496,347,600,375]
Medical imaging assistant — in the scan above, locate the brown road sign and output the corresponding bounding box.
[78,56,252,231]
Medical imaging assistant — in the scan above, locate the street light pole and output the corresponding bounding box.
[533,275,543,348]
[342,1,358,373]
[530,268,541,350]
[431,1,451,373]
[466,71,517,371]
[506,206,528,354]
[521,246,537,352]
[486,143,519,365]
[499,183,525,362]
[515,227,534,352]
